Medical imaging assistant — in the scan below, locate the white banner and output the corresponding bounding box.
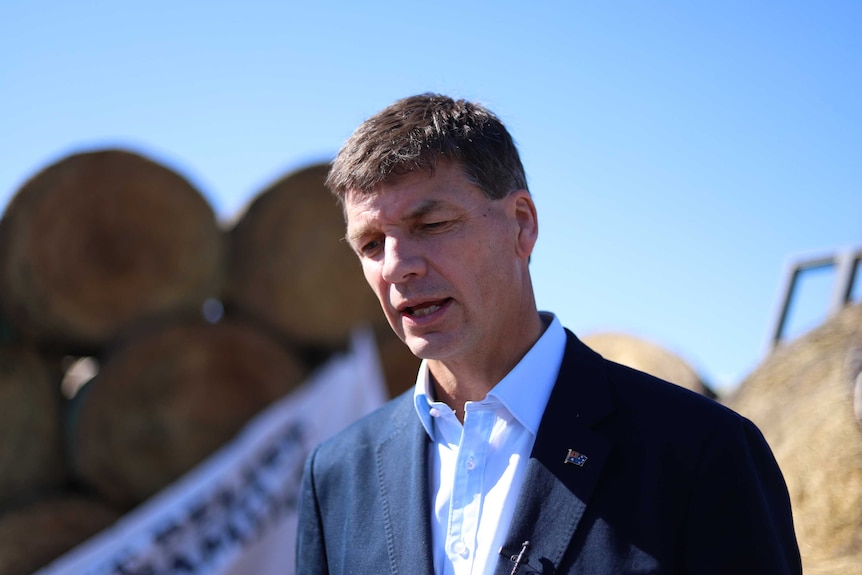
[35,327,389,575]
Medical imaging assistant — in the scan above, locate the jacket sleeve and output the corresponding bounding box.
[295,447,330,575]
[679,416,802,574]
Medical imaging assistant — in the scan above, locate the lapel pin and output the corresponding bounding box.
[564,448,588,467]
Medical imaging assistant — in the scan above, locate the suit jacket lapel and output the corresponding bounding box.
[376,396,436,575]
[496,331,614,574]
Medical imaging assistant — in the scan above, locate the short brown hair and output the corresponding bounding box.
[325,93,528,201]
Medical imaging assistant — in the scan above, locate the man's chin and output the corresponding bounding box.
[403,334,456,361]
[404,339,433,359]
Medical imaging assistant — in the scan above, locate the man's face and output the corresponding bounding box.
[344,160,537,371]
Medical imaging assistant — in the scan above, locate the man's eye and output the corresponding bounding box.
[422,221,447,231]
[359,239,382,255]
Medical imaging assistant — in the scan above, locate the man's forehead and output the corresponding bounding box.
[345,194,450,228]
[342,159,468,201]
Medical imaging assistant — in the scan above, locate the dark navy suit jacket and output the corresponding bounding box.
[296,331,802,574]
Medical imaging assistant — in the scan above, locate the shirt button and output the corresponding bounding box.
[451,540,469,558]
[429,408,441,417]
[465,457,476,471]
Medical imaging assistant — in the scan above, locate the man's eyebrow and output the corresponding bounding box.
[346,199,451,243]
[344,227,369,247]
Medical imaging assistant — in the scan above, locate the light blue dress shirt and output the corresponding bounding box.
[413,312,567,575]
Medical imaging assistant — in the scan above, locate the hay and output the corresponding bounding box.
[0,496,120,575]
[0,345,66,507]
[726,303,862,570]
[581,332,710,395]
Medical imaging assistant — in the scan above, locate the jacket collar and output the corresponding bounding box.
[495,330,615,574]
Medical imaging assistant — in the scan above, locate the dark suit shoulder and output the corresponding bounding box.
[603,358,741,429]
[602,359,754,439]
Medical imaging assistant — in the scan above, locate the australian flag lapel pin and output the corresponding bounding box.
[564,448,588,467]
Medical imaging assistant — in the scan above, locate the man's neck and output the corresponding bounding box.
[427,366,490,423]
[427,311,547,422]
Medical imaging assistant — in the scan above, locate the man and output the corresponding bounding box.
[296,93,801,574]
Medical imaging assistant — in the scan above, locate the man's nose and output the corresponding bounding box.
[381,236,424,284]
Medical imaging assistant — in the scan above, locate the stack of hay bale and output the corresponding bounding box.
[0,150,418,574]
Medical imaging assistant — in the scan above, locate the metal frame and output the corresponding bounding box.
[769,247,862,348]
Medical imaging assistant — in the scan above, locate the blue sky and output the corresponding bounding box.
[2,1,860,394]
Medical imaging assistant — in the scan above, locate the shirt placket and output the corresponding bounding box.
[445,407,494,574]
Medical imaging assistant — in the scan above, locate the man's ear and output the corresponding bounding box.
[511,190,538,259]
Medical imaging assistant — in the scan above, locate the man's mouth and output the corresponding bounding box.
[402,299,449,318]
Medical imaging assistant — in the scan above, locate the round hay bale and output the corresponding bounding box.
[0,149,224,354]
[69,318,308,509]
[0,345,66,507]
[0,495,120,575]
[581,332,709,395]
[224,163,383,348]
[726,303,862,569]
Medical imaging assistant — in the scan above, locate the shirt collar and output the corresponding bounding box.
[413,311,567,438]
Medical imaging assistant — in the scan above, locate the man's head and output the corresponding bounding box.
[326,93,528,203]
[330,94,542,383]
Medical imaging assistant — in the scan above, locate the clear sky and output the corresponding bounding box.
[2,1,860,394]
